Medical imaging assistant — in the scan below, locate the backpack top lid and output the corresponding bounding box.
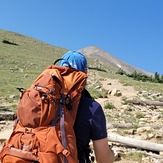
[59,51,88,73]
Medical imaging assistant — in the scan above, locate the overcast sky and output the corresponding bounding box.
[1,0,163,74]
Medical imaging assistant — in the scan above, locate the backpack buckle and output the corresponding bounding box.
[60,94,66,105]
[25,127,32,134]
[62,149,70,157]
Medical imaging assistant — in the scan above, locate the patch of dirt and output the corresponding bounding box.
[97,78,138,108]
[0,121,14,150]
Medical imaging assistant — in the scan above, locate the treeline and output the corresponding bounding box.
[117,69,163,84]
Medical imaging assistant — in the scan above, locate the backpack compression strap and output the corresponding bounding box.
[51,94,68,163]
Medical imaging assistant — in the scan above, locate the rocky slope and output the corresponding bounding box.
[0,70,163,162]
[79,46,154,77]
[87,70,163,163]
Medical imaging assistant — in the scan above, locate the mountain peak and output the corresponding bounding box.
[78,46,153,76]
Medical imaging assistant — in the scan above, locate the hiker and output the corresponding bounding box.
[60,51,115,163]
[0,50,114,163]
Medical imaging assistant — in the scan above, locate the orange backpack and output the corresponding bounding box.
[0,62,87,163]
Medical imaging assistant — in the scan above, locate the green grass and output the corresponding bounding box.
[0,29,163,101]
[104,102,115,110]
[97,67,163,93]
[87,87,108,99]
[122,152,147,162]
[0,30,68,97]
[135,112,144,119]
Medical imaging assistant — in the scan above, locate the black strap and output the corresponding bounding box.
[54,58,71,67]
[17,87,25,93]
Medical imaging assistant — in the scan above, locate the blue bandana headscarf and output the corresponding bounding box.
[59,51,88,73]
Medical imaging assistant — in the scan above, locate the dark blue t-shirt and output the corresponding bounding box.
[74,95,107,162]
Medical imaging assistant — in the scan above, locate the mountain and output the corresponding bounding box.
[0,29,153,77]
[1,30,163,163]
[79,46,154,76]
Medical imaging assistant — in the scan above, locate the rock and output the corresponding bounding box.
[95,85,101,89]
[0,111,15,121]
[109,88,122,96]
[137,126,154,134]
[24,74,29,78]
[9,95,17,99]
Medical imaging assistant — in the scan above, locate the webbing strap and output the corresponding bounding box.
[59,94,68,163]
[51,103,60,126]
[59,104,68,163]
[60,106,67,148]
[51,94,68,163]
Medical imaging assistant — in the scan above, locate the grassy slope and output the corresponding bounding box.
[0,29,162,100]
[0,30,68,97]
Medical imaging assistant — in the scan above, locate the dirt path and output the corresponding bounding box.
[97,78,138,108]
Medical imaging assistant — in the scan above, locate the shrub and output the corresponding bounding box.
[104,102,115,110]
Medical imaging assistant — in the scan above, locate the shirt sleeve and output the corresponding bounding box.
[89,102,107,140]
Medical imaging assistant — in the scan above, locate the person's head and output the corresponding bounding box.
[59,51,88,73]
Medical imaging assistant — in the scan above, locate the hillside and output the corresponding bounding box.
[79,46,154,76]
[0,30,163,162]
[0,29,68,97]
[0,29,162,98]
